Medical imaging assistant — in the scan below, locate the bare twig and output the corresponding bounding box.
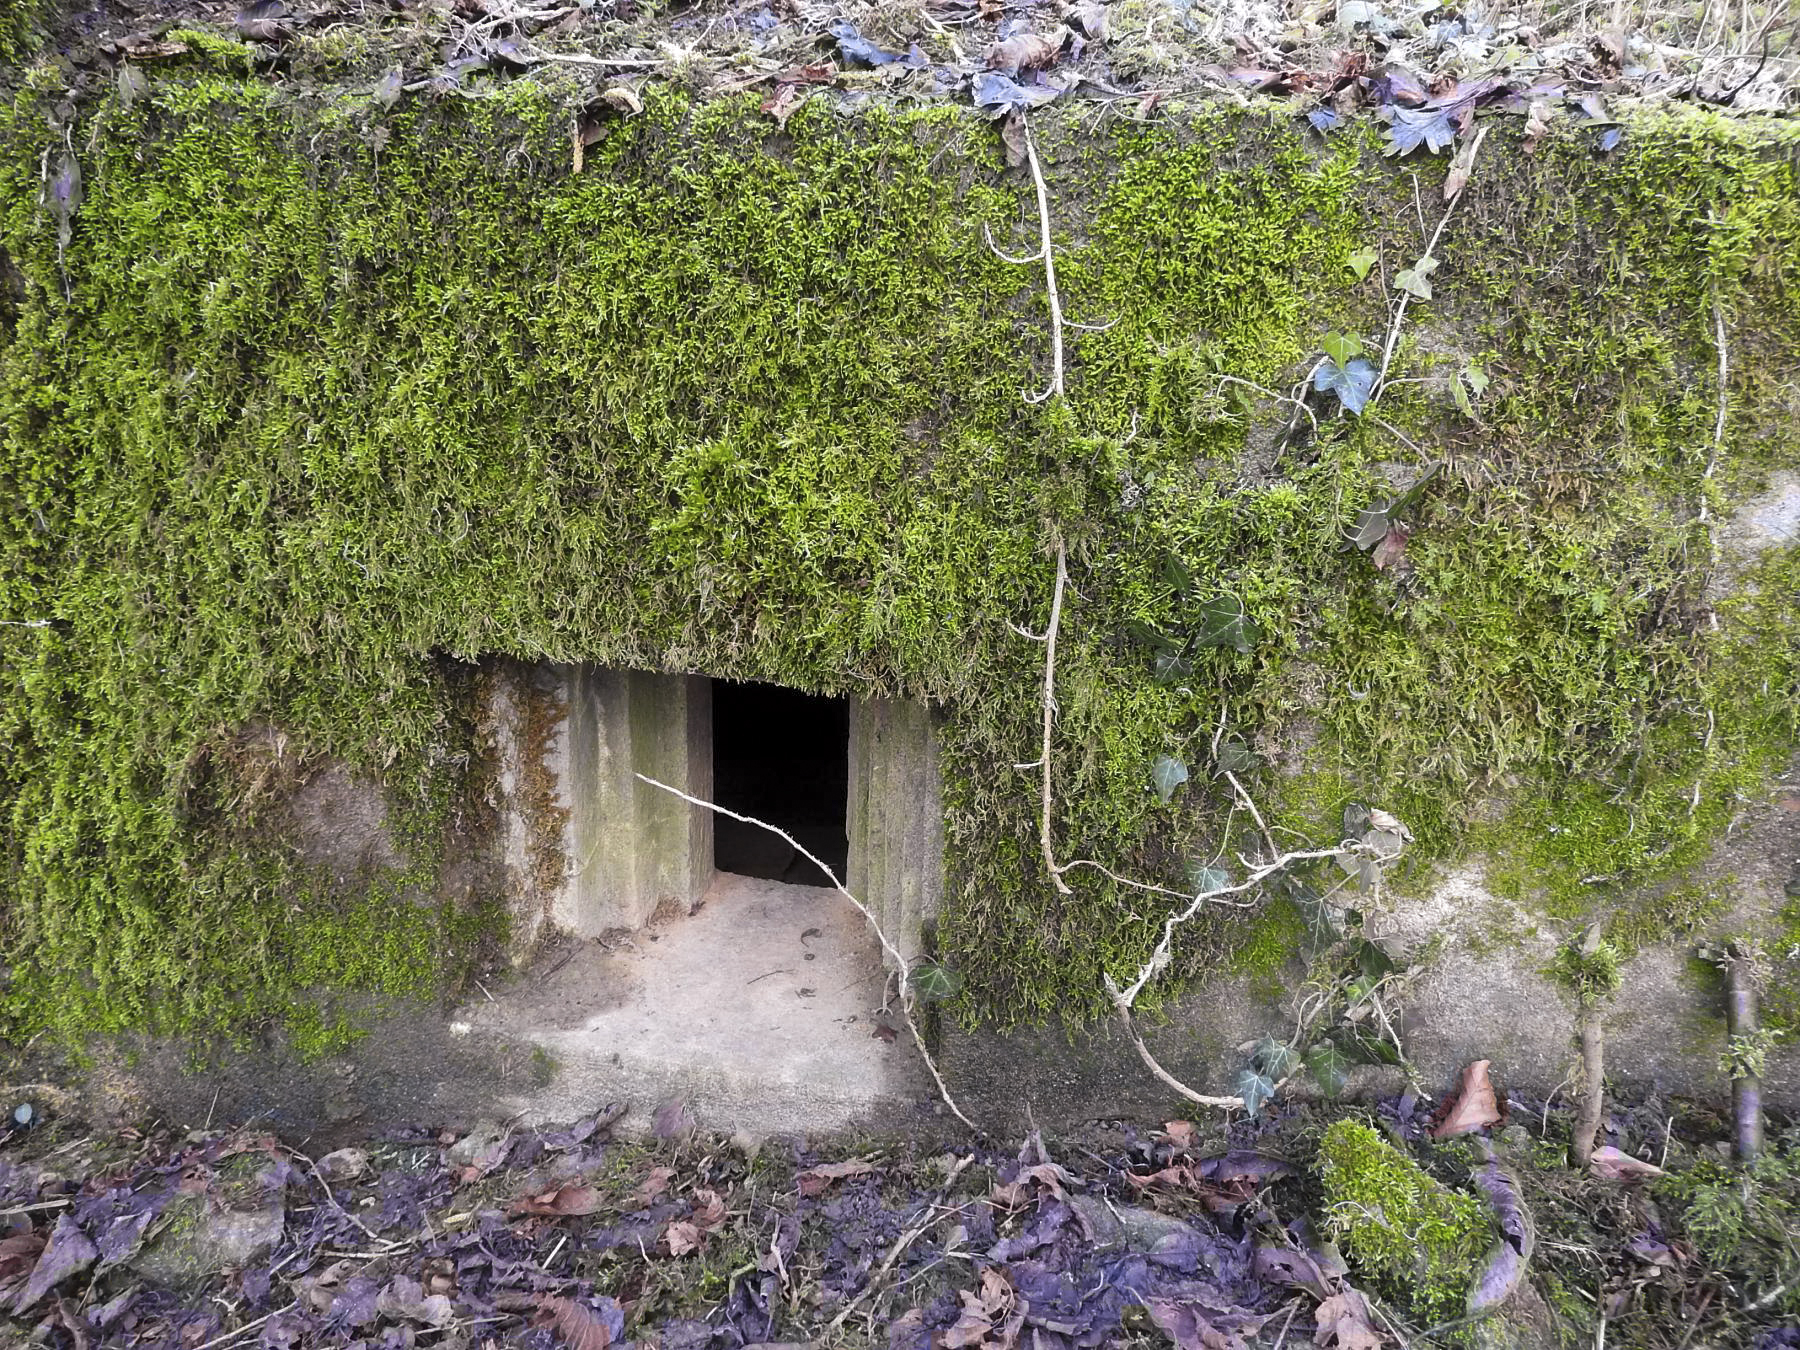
[634,774,978,1130]
[1724,942,1763,1163]
[1570,925,1608,1166]
[186,1302,296,1350]
[826,1153,976,1331]
[1373,125,1488,404]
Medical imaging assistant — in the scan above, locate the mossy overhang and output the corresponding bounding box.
[0,28,1797,1056]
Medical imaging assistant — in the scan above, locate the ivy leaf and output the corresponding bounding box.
[1394,255,1439,300]
[1187,863,1232,895]
[1151,755,1189,803]
[1305,1042,1352,1096]
[1319,330,1363,368]
[1463,362,1489,396]
[1234,1069,1277,1116]
[1192,595,1261,652]
[1353,938,1398,981]
[1214,735,1255,775]
[910,963,965,1002]
[1152,653,1195,686]
[1348,499,1395,551]
[1384,104,1459,155]
[1345,247,1377,282]
[1451,376,1475,418]
[1333,1024,1402,1066]
[1126,620,1179,653]
[1313,358,1376,415]
[1162,552,1197,594]
[1251,1036,1299,1079]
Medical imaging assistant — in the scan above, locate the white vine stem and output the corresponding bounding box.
[634,773,978,1130]
[1372,124,1487,404]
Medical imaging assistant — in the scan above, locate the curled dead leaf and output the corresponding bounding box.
[986,30,1065,76]
[1588,1146,1664,1182]
[512,1184,602,1217]
[602,86,642,115]
[796,1159,876,1197]
[633,1165,675,1207]
[1433,1060,1503,1138]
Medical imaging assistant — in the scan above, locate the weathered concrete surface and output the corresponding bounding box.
[848,696,945,969]
[560,667,713,935]
[938,974,1289,1130]
[461,872,930,1135]
[273,761,406,884]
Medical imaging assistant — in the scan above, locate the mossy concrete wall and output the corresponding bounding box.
[1,49,1798,1123]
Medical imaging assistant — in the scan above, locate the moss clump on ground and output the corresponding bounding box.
[1317,1119,1490,1325]
[0,66,1797,1052]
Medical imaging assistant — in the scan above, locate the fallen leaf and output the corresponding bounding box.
[1370,524,1409,571]
[761,83,810,128]
[1468,1156,1534,1313]
[987,30,1064,76]
[634,1165,675,1207]
[943,1268,1020,1349]
[665,1220,702,1256]
[690,1188,726,1230]
[1313,1288,1386,1348]
[1000,111,1028,168]
[1433,1060,1502,1137]
[1588,1146,1664,1182]
[235,0,285,39]
[652,1099,696,1140]
[1148,1294,1273,1350]
[534,1294,624,1350]
[1159,1120,1199,1150]
[797,1159,876,1196]
[512,1184,602,1217]
[14,1217,98,1313]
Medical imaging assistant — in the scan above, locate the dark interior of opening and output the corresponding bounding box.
[713,680,849,887]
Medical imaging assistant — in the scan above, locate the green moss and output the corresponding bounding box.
[0,72,1796,1051]
[1316,1119,1491,1325]
[1547,933,1623,1004]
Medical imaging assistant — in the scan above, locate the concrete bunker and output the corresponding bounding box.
[474,664,944,1129]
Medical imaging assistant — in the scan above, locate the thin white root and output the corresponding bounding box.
[1022,121,1065,404]
[1037,536,1074,895]
[634,773,978,1131]
[1107,979,1245,1109]
[1373,125,1487,403]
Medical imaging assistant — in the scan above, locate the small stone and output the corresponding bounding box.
[1066,1194,1127,1252]
[1498,1124,1531,1153]
[447,1121,507,1167]
[12,1102,33,1128]
[130,1195,285,1286]
[1112,1204,1203,1254]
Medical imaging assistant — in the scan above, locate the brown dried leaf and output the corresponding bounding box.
[986,31,1064,76]
[634,1165,675,1207]
[1370,524,1409,571]
[796,1159,875,1197]
[1312,1289,1386,1348]
[690,1188,726,1231]
[535,1295,616,1350]
[1432,1059,1502,1137]
[1000,112,1028,168]
[761,83,810,128]
[1588,1146,1664,1182]
[1160,1120,1200,1150]
[513,1184,602,1217]
[665,1220,703,1256]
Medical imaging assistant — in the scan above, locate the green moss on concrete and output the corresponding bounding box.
[0,69,1796,1050]
[1316,1119,1490,1324]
